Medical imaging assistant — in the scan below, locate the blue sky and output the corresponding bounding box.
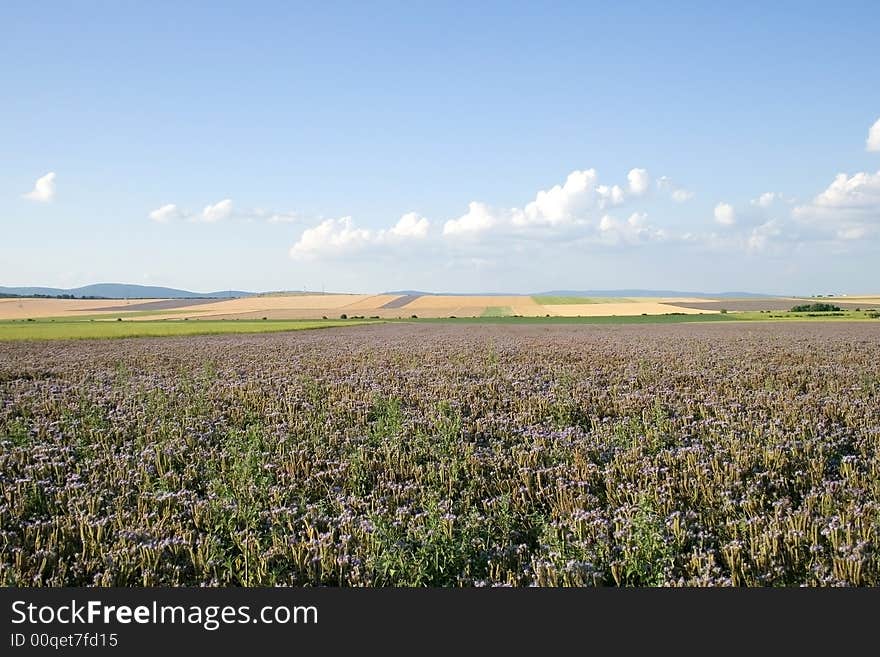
[3,2,879,294]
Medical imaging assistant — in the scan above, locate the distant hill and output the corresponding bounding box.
[0,283,255,299]
[384,290,515,297]
[533,289,776,298]
[385,289,777,298]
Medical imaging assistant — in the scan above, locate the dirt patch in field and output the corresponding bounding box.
[382,295,421,308]
[83,298,223,312]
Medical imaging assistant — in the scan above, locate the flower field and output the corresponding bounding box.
[1,322,878,586]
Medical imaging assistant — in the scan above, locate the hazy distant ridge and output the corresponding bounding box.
[385,289,776,298]
[1,283,779,300]
[0,284,255,299]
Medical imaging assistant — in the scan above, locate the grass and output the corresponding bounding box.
[532,296,633,304]
[34,308,198,321]
[0,318,380,341]
[3,310,876,341]
[733,310,880,322]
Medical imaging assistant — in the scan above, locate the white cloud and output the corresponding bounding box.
[714,202,736,226]
[657,176,693,202]
[515,169,598,226]
[23,172,56,202]
[751,192,779,208]
[671,189,694,203]
[596,184,626,208]
[444,201,499,235]
[747,219,783,251]
[291,212,431,259]
[444,167,671,243]
[627,168,650,196]
[810,171,880,209]
[389,212,430,239]
[262,211,300,224]
[148,204,181,223]
[867,117,880,152]
[199,199,233,222]
[597,212,666,245]
[793,170,880,240]
[290,216,373,259]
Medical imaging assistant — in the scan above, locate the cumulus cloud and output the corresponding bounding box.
[597,212,666,245]
[747,219,783,251]
[23,172,56,202]
[793,170,880,239]
[199,199,233,222]
[148,204,181,223]
[656,176,693,202]
[627,168,650,196]
[444,201,500,235]
[442,167,670,246]
[751,192,779,208]
[389,212,430,239]
[867,117,880,152]
[290,217,372,259]
[516,169,598,226]
[714,202,736,226]
[596,184,626,208]
[671,189,694,203]
[291,212,431,259]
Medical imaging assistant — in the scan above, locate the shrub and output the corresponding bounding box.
[340,314,347,319]
[790,303,841,312]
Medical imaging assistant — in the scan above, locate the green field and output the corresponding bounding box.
[0,318,379,341]
[531,295,634,304]
[2,310,877,340]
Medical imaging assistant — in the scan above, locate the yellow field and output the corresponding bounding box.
[0,298,140,319]
[402,295,545,317]
[3,293,874,322]
[542,302,714,316]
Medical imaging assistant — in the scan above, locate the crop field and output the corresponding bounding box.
[0,319,377,341]
[1,322,878,586]
[6,294,878,323]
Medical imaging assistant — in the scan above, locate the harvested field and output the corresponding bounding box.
[83,298,224,312]
[3,293,877,323]
[0,298,143,320]
[2,321,878,586]
[543,302,714,316]
[675,299,797,312]
[403,295,545,317]
[382,294,422,309]
[675,298,880,312]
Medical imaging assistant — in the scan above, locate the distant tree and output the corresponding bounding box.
[790,303,841,312]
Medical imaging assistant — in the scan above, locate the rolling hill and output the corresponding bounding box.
[0,284,255,299]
